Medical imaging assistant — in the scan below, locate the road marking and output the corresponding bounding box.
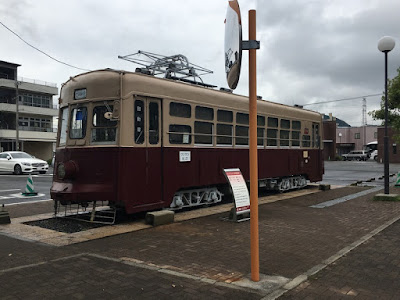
[8,193,46,199]
[0,189,21,193]
[5,199,53,206]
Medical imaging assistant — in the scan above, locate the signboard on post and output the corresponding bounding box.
[223,168,250,216]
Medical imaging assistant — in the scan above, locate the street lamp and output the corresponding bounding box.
[378,36,395,194]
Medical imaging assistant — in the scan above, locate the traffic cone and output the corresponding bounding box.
[396,172,400,187]
[22,175,38,196]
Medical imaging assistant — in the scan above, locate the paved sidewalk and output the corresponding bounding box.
[1,185,400,299]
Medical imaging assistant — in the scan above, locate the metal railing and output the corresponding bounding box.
[17,76,57,88]
[0,125,57,133]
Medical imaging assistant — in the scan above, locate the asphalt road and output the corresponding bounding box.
[0,167,54,205]
[1,161,400,206]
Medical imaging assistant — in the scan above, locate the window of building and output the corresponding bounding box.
[91,104,117,143]
[355,133,360,139]
[170,102,191,118]
[169,125,191,144]
[374,132,377,139]
[70,107,87,139]
[393,144,397,155]
[216,124,232,145]
[194,121,213,144]
[195,106,213,121]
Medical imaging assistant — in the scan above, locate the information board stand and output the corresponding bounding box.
[223,168,250,222]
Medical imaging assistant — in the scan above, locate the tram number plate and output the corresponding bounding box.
[179,151,191,162]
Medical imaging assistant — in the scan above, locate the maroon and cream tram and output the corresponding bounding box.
[51,69,324,215]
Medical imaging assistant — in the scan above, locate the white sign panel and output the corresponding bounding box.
[179,151,191,162]
[223,168,250,214]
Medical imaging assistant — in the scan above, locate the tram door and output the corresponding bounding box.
[133,97,163,207]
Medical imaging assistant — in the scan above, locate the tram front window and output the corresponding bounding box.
[70,107,87,139]
[91,104,117,144]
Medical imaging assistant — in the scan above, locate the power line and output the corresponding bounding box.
[0,21,91,72]
[301,93,382,106]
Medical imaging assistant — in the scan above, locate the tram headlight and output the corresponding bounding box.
[57,163,66,179]
[57,161,78,180]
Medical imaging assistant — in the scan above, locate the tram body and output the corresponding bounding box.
[51,69,324,214]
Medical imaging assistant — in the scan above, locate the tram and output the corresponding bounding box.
[51,69,324,215]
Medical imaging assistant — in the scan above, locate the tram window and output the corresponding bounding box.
[149,102,159,145]
[236,126,249,145]
[292,131,300,147]
[91,105,117,143]
[216,124,232,145]
[267,129,277,146]
[195,106,214,121]
[268,117,278,128]
[170,102,191,118]
[257,128,264,146]
[302,135,311,147]
[135,100,145,144]
[70,107,87,139]
[217,109,233,122]
[280,130,290,146]
[237,113,249,125]
[292,121,301,130]
[257,115,265,126]
[194,121,213,144]
[169,124,191,144]
[281,119,290,129]
[59,108,69,146]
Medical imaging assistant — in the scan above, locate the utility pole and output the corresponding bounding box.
[15,79,20,151]
[362,97,366,147]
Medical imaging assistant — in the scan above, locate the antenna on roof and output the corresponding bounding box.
[118,51,216,87]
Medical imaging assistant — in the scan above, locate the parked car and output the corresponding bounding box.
[342,150,370,161]
[0,151,49,175]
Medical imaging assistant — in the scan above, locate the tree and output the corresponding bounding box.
[370,67,400,140]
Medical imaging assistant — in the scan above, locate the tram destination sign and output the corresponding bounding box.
[223,168,250,215]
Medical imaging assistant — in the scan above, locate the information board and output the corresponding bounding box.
[223,168,250,215]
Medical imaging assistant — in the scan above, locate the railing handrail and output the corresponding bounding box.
[0,97,58,109]
[17,76,57,88]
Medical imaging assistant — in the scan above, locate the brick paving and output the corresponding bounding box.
[281,219,400,300]
[0,185,400,299]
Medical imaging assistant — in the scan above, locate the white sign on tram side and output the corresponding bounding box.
[223,168,250,218]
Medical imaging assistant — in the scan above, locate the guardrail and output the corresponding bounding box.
[17,76,57,88]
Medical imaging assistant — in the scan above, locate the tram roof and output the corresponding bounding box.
[61,69,322,121]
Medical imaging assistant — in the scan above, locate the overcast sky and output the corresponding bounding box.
[1,0,400,126]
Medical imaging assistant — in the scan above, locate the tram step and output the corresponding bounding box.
[145,210,175,226]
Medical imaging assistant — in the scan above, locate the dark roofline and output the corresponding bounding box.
[0,60,21,68]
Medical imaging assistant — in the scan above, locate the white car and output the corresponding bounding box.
[0,151,49,175]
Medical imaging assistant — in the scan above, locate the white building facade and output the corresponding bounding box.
[0,60,58,161]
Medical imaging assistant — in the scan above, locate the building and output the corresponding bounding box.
[336,125,378,156]
[0,60,58,160]
[377,127,400,163]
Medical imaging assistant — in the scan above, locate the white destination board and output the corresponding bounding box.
[223,168,250,214]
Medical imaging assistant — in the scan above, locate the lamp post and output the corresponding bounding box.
[378,36,395,194]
